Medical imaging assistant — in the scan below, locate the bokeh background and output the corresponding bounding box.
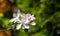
[0,0,60,36]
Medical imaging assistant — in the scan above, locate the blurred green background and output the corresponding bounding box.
[13,0,60,36]
[0,0,60,36]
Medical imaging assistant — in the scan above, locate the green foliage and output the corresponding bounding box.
[0,0,60,36]
[13,0,60,36]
